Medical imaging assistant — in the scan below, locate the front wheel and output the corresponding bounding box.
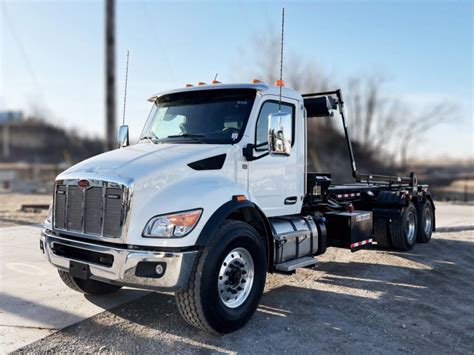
[175,220,267,334]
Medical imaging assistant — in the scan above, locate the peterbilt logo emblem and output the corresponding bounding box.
[78,179,90,188]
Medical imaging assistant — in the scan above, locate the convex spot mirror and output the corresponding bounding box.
[117,125,129,148]
[268,112,292,156]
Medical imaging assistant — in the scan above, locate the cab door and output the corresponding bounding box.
[247,97,304,217]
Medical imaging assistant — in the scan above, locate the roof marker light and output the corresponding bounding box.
[275,80,285,87]
[185,84,193,87]
[212,80,221,84]
[252,79,262,84]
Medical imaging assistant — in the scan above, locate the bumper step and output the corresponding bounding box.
[275,256,316,272]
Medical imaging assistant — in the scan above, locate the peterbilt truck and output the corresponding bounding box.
[40,82,435,333]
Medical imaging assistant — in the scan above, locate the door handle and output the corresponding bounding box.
[284,196,298,205]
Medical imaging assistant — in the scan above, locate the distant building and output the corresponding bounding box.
[0,111,23,124]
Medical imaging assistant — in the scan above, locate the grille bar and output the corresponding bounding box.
[54,181,127,239]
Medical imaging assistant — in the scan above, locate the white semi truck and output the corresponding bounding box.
[40,82,435,333]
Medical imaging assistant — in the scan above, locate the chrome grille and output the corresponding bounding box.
[84,187,102,235]
[103,188,123,238]
[53,180,128,239]
[67,186,83,231]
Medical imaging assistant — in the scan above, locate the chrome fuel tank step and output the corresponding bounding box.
[270,215,319,265]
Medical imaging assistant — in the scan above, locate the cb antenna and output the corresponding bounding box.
[122,50,130,125]
[277,8,285,112]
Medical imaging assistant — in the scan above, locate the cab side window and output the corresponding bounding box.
[255,101,294,151]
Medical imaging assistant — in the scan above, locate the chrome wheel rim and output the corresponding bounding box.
[218,247,254,309]
[424,207,433,235]
[406,210,416,242]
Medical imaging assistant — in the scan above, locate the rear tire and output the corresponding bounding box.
[58,270,122,295]
[374,217,392,248]
[417,201,434,243]
[175,220,267,334]
[389,202,418,251]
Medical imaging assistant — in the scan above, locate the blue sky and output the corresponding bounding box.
[1,0,472,160]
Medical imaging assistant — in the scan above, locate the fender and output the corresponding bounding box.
[195,196,274,271]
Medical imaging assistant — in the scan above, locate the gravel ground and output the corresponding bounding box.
[16,223,473,354]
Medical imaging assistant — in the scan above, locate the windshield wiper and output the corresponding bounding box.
[166,134,206,143]
[167,134,205,138]
[139,134,159,143]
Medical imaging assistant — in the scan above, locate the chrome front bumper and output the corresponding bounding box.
[40,229,198,291]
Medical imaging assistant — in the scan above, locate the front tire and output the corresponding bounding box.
[58,270,122,295]
[175,220,267,334]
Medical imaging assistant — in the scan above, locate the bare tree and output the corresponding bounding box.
[235,29,331,93]
[236,32,456,171]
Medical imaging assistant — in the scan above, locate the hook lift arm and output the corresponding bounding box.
[302,89,417,188]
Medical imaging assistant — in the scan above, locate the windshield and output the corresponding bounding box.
[140,89,256,144]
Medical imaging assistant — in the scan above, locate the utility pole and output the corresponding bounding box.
[105,0,116,151]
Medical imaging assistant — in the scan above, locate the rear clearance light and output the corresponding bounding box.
[336,192,361,199]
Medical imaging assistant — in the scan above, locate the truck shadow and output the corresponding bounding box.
[67,238,473,353]
[17,236,473,353]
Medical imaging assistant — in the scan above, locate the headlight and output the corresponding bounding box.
[143,209,202,238]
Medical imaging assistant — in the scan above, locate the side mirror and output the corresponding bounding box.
[117,125,129,148]
[268,112,292,156]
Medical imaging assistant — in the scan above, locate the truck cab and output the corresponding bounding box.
[41,82,435,333]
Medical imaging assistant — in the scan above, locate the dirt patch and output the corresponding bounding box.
[18,229,474,354]
[0,193,50,228]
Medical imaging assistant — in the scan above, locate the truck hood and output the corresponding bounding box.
[60,143,232,180]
